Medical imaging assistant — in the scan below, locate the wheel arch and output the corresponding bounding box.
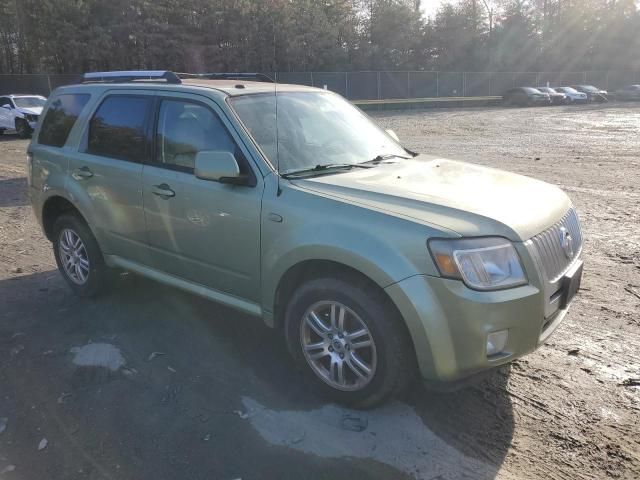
[273,259,420,389]
[41,195,87,241]
[273,259,416,347]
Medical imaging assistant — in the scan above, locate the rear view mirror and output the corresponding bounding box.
[195,151,240,183]
[386,129,400,142]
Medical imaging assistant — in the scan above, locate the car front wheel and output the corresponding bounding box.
[15,119,30,138]
[285,276,414,408]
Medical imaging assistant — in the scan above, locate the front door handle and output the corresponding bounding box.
[72,166,93,180]
[151,183,175,198]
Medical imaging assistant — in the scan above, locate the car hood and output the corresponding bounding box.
[18,107,43,115]
[292,156,571,241]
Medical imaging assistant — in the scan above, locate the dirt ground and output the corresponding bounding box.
[1,103,639,480]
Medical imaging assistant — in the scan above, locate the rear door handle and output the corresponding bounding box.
[151,183,175,198]
[72,166,93,180]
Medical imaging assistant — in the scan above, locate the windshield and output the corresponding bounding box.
[230,92,407,174]
[522,87,541,94]
[13,96,46,108]
[559,87,578,93]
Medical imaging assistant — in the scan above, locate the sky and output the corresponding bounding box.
[421,0,447,18]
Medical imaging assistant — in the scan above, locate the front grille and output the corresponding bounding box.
[530,208,583,282]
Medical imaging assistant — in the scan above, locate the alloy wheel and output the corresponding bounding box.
[16,121,27,137]
[300,300,377,391]
[58,228,90,285]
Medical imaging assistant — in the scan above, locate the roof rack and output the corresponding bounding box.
[82,70,182,84]
[177,72,275,83]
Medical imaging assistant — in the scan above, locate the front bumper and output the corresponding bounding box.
[386,275,548,382]
[532,96,552,104]
[386,255,579,383]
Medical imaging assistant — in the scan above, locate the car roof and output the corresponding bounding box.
[181,79,324,96]
[53,79,326,99]
[1,94,46,98]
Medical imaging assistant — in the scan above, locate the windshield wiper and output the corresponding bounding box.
[361,153,411,165]
[281,163,371,179]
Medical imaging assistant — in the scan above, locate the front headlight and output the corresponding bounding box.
[428,237,527,291]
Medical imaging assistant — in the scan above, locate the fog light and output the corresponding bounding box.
[487,330,508,357]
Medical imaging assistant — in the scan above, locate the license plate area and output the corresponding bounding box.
[560,261,583,309]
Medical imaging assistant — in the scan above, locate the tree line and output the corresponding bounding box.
[1,0,639,74]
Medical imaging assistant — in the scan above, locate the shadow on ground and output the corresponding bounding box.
[0,176,28,207]
[0,270,515,479]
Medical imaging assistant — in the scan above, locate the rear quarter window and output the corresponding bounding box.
[38,94,91,147]
[87,95,151,163]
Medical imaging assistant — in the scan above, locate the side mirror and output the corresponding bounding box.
[385,129,400,142]
[1,104,11,110]
[195,151,242,183]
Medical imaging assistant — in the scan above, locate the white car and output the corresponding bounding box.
[554,87,589,104]
[0,94,47,138]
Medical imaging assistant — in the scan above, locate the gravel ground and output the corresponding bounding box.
[1,103,639,480]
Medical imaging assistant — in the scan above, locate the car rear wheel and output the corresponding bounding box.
[52,213,108,297]
[285,276,414,408]
[15,119,30,138]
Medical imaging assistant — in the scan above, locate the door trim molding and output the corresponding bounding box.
[105,255,263,317]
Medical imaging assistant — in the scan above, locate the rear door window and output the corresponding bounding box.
[87,96,151,163]
[38,94,90,147]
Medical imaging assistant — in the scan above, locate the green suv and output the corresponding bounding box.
[28,71,583,407]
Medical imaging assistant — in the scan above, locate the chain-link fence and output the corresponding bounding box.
[278,71,640,99]
[1,71,638,100]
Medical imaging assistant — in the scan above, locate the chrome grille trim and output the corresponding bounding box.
[529,208,583,282]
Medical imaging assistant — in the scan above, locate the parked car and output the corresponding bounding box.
[28,71,584,407]
[569,85,608,103]
[502,87,552,106]
[0,94,47,138]
[554,87,589,104]
[536,87,568,105]
[614,85,640,101]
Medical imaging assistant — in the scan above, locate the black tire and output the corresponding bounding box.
[285,276,415,408]
[52,213,108,297]
[15,119,30,139]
